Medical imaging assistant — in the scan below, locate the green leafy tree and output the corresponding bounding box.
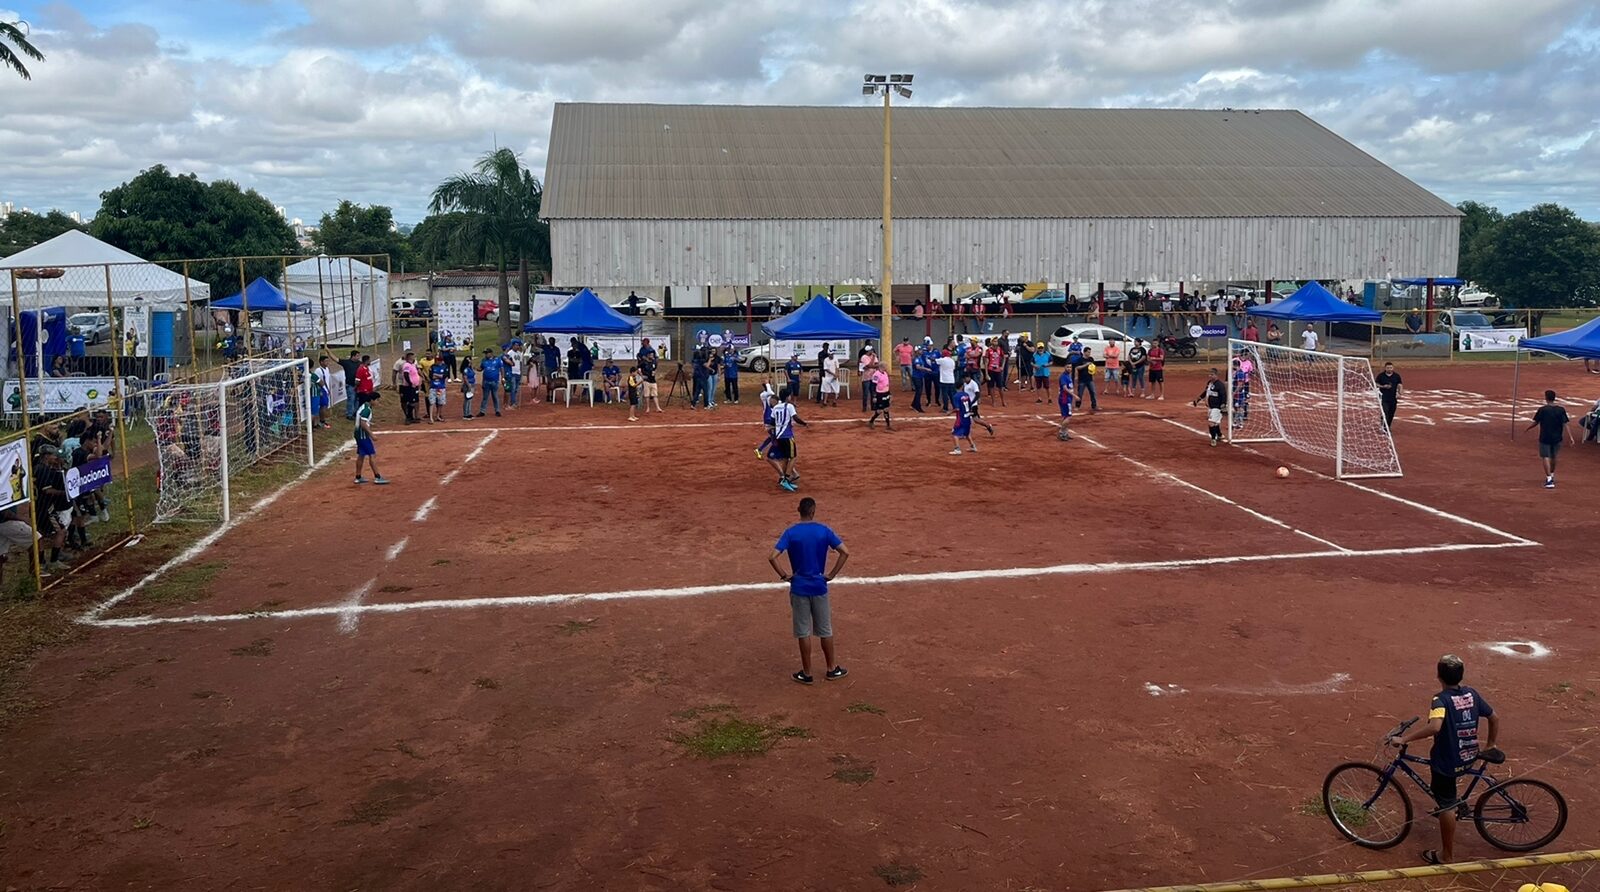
[1477,203,1600,308]
[1,19,44,81]
[90,165,297,297]
[428,148,550,340]
[1455,201,1504,286]
[408,212,489,269]
[312,200,409,266]
[0,209,83,255]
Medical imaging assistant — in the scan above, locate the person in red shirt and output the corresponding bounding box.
[354,354,375,395]
[894,338,915,389]
[984,340,1006,407]
[1146,344,1166,400]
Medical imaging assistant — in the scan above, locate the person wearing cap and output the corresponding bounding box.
[857,344,876,412]
[894,338,914,388]
[636,338,661,414]
[1127,337,1149,398]
[784,351,803,403]
[1031,341,1052,401]
[32,445,71,572]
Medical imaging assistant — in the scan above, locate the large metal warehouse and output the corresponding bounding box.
[541,103,1460,295]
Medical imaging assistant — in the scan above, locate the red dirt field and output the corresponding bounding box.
[2,362,1599,891]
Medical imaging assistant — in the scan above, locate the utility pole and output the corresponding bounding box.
[863,73,913,360]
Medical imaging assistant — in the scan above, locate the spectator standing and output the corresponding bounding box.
[460,357,477,418]
[935,349,957,412]
[1405,310,1424,334]
[1243,320,1259,342]
[478,348,503,417]
[822,350,840,407]
[1300,326,1319,352]
[313,356,334,429]
[722,345,741,405]
[895,338,915,388]
[1103,340,1121,389]
[504,342,524,408]
[1265,322,1282,345]
[398,351,421,424]
[427,353,448,423]
[857,345,876,412]
[784,352,803,405]
[355,354,375,398]
[337,350,363,419]
[691,343,712,410]
[1127,338,1149,397]
[1526,390,1573,488]
[637,340,661,414]
[768,497,849,685]
[1031,342,1052,402]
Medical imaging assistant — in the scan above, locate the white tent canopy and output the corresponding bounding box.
[1,230,211,308]
[281,255,390,347]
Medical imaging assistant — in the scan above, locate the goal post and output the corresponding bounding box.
[145,357,314,523]
[1226,339,1402,479]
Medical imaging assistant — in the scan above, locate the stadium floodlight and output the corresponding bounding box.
[861,72,915,357]
[895,86,912,98]
[862,85,875,95]
[1227,338,1402,478]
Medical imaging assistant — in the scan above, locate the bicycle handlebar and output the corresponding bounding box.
[1383,716,1420,741]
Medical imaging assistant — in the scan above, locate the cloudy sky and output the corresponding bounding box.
[3,0,1597,225]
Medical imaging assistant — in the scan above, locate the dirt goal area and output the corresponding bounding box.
[3,363,1598,891]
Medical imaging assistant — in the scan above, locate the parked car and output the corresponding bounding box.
[68,312,111,344]
[476,299,498,321]
[749,293,794,313]
[956,290,1006,306]
[736,340,849,373]
[834,292,871,308]
[1018,289,1067,305]
[611,294,664,315]
[1046,323,1135,362]
[1434,310,1516,336]
[390,299,433,328]
[1453,286,1496,308]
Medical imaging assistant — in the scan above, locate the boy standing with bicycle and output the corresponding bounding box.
[1387,654,1498,865]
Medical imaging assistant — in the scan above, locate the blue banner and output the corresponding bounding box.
[65,456,113,499]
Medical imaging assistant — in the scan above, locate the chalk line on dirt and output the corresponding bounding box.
[411,497,438,522]
[85,539,1535,629]
[337,578,377,635]
[79,442,353,625]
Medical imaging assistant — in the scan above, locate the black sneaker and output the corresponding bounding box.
[825,666,848,680]
[792,671,814,685]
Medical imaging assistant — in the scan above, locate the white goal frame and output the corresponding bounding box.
[1226,339,1402,479]
[146,357,314,523]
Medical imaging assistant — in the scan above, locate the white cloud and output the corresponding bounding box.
[1,0,1597,224]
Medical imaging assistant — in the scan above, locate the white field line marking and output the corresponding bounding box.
[1210,672,1353,696]
[1147,413,1539,546]
[337,578,377,635]
[411,496,438,523]
[372,412,1043,437]
[79,442,353,624]
[440,429,499,486]
[86,539,1536,629]
[1479,641,1553,659]
[1076,433,1351,552]
[386,538,409,561]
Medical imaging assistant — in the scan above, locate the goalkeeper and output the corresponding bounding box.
[1191,368,1227,446]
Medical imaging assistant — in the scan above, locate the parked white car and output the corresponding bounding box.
[834,292,871,307]
[68,312,112,344]
[611,295,664,315]
[1046,323,1136,362]
[1453,286,1496,308]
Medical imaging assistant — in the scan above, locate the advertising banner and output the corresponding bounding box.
[0,439,30,511]
[3,377,138,414]
[65,456,113,499]
[1457,327,1525,352]
[122,306,151,358]
[436,301,477,351]
[689,325,752,350]
[1374,333,1452,360]
[545,335,672,363]
[774,339,853,363]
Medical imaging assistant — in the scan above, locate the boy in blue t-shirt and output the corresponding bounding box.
[427,354,448,423]
[460,361,477,419]
[1056,368,1074,441]
[1387,654,1499,865]
[768,496,850,685]
[949,387,977,455]
[784,354,803,399]
[601,360,621,403]
[477,349,503,417]
[722,346,741,404]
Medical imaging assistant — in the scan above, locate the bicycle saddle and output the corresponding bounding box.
[1479,747,1505,764]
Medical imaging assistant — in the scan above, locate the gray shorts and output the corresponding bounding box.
[790,594,833,638]
[1539,441,1561,459]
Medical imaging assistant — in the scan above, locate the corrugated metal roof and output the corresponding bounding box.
[543,103,1460,221]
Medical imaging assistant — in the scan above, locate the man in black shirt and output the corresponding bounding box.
[1526,389,1573,489]
[1191,368,1227,446]
[336,350,362,420]
[1375,362,1403,428]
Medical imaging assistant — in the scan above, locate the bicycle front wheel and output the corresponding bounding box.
[1323,762,1414,848]
[1474,778,1567,851]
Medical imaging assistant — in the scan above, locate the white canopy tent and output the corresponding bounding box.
[281,255,390,347]
[0,229,211,307]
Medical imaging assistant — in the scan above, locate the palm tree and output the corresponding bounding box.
[428,148,548,343]
[1,19,44,81]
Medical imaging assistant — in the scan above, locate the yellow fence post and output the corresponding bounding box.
[9,271,44,593]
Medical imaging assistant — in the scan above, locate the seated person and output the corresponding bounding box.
[601,361,621,402]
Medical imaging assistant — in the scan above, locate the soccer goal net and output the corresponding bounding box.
[1227,339,1402,478]
[145,358,314,522]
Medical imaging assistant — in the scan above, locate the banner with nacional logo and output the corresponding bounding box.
[1457,327,1525,352]
[65,456,114,499]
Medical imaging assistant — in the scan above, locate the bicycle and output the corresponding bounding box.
[1322,717,1567,852]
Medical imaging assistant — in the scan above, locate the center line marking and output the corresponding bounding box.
[386,538,409,561]
[337,578,377,634]
[412,497,438,522]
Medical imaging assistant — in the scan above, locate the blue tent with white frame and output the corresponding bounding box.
[522,288,640,334]
[1510,315,1600,437]
[213,277,308,312]
[1247,281,1381,323]
[761,296,878,340]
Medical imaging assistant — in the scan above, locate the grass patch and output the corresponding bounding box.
[140,561,227,607]
[229,638,274,658]
[830,755,876,785]
[670,710,811,759]
[472,676,500,690]
[873,863,924,887]
[131,816,153,831]
[845,701,886,716]
[670,703,736,720]
[1300,793,1369,827]
[557,619,598,636]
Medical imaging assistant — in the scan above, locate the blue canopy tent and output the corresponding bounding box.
[1510,315,1600,437]
[761,296,878,340]
[522,288,641,334]
[1247,281,1382,324]
[213,277,308,312]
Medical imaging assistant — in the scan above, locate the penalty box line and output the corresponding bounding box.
[1146,413,1540,547]
[85,540,1536,629]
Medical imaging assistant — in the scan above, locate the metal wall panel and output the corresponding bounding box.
[552,217,1459,287]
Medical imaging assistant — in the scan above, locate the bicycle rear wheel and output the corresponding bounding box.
[1474,778,1567,851]
[1323,762,1414,848]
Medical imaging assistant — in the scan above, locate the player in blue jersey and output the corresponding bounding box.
[1056,367,1074,441]
[766,387,807,491]
[754,381,778,459]
[949,384,978,455]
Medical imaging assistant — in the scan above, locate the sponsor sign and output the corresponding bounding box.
[122,306,151,358]
[436,301,477,351]
[542,335,672,363]
[65,456,114,499]
[3,377,137,414]
[1457,327,1525,352]
[1198,324,1231,338]
[1374,333,1451,360]
[0,439,30,511]
[690,325,752,350]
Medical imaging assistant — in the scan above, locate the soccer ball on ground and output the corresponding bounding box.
[1275,466,1290,478]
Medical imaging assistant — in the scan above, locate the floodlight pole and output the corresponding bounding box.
[880,86,893,359]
